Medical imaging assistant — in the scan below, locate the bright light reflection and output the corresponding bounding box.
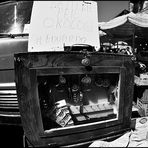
[8,5,21,34]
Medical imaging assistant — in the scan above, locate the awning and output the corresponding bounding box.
[99,12,148,39]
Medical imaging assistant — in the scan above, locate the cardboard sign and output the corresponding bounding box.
[28,1,100,52]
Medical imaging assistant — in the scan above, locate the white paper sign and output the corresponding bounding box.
[28,1,100,52]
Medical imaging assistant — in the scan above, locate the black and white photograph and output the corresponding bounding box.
[0,1,148,147]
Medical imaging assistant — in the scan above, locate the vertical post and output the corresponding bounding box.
[132,26,135,55]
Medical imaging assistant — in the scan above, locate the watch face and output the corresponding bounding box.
[95,77,110,88]
[81,58,90,66]
[95,77,103,87]
[72,84,79,92]
[102,79,110,87]
[59,76,66,84]
[81,76,91,85]
[81,76,92,92]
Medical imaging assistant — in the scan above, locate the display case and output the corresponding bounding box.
[14,51,135,147]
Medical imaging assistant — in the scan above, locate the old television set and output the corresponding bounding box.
[14,51,135,147]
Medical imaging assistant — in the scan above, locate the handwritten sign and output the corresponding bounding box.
[28,1,100,52]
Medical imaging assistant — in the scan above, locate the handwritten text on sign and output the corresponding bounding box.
[28,1,100,52]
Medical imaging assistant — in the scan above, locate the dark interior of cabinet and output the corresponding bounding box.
[38,73,119,131]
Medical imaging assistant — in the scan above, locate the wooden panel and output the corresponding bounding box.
[14,52,135,147]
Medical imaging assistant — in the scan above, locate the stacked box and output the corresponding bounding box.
[137,94,148,116]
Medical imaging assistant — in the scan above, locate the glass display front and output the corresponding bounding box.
[38,73,120,131]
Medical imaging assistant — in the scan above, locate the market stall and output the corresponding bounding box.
[99,11,148,54]
[99,10,148,118]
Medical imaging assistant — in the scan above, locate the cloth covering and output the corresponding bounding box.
[99,13,130,30]
[99,12,148,30]
[129,13,148,28]
[89,117,148,147]
[99,12,148,39]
